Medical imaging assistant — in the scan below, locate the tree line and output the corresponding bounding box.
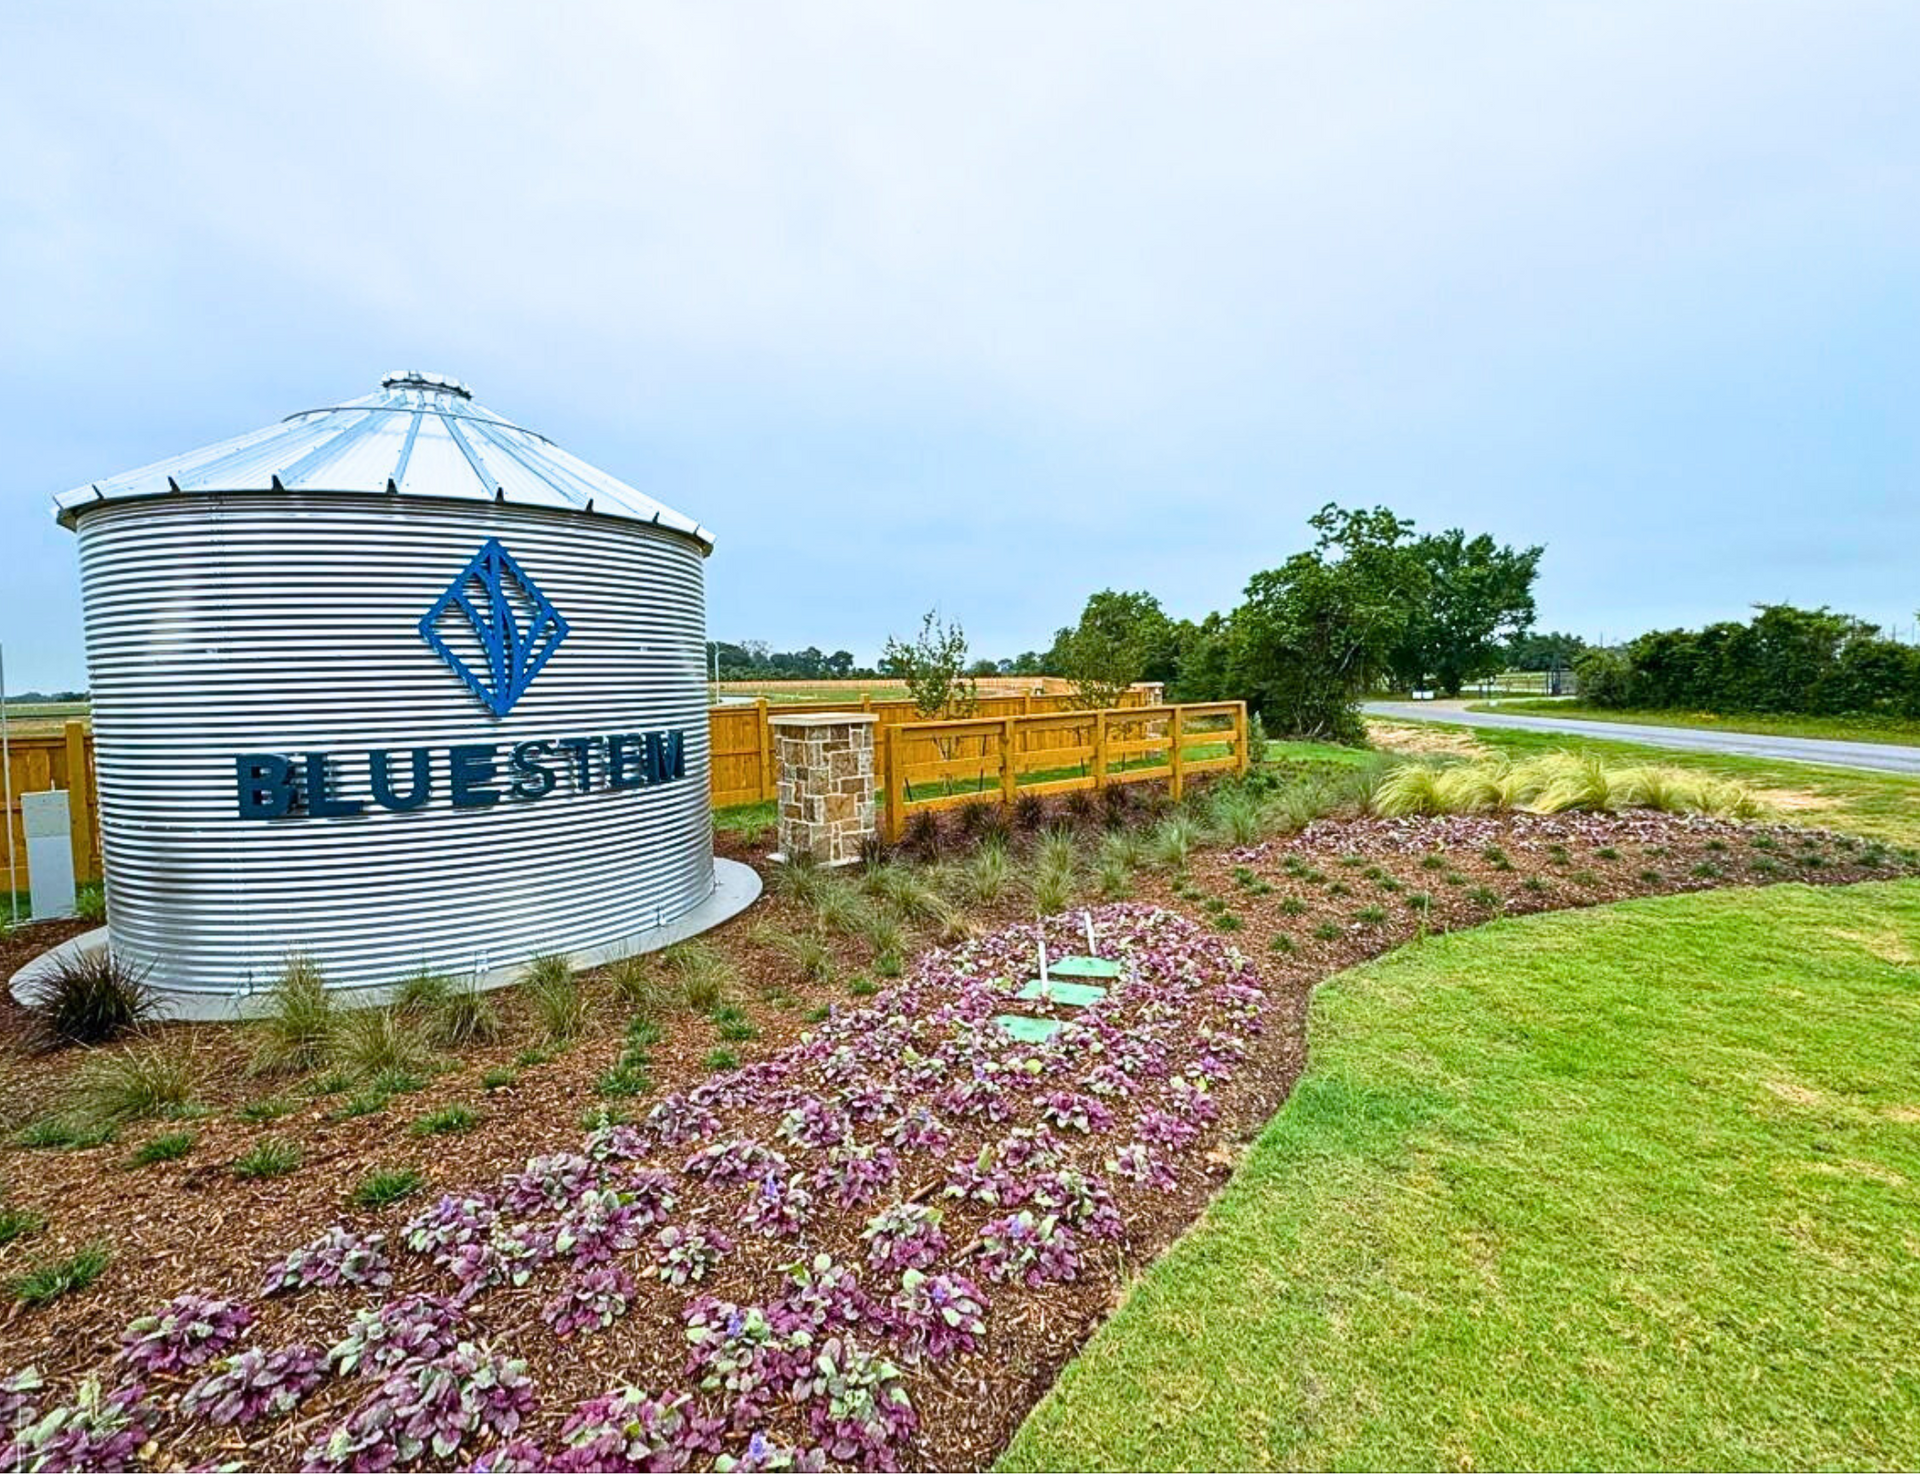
[1044,503,1543,741]
[1575,605,1920,718]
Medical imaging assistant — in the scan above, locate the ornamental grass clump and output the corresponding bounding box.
[1370,752,1763,820]
[252,953,333,1074]
[522,954,587,1043]
[70,1040,201,1122]
[27,948,157,1049]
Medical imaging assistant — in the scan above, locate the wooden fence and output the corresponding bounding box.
[709,689,1155,810]
[5,697,1160,887]
[2,722,100,893]
[880,701,1248,842]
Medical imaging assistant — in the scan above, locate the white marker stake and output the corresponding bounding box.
[1037,934,1049,1003]
[1083,910,1098,956]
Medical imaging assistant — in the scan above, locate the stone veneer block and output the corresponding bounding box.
[769,712,879,866]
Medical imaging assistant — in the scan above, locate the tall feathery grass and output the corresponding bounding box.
[1370,753,1764,820]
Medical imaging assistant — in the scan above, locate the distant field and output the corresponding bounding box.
[0,701,88,737]
[713,682,914,704]
[1474,699,1920,748]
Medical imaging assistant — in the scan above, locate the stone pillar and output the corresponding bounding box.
[771,712,878,866]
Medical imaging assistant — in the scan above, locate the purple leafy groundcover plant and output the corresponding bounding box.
[975,1211,1082,1288]
[92,903,1260,1469]
[542,1263,638,1339]
[889,1271,988,1362]
[1,1378,160,1473]
[263,1227,392,1297]
[501,1153,595,1216]
[118,1293,253,1375]
[653,1224,732,1288]
[860,1204,947,1276]
[305,1342,534,1471]
[329,1295,467,1377]
[180,1343,326,1426]
[790,1335,916,1470]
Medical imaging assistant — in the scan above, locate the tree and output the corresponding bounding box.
[880,609,978,719]
[1224,504,1426,742]
[1389,530,1542,695]
[1053,590,1171,709]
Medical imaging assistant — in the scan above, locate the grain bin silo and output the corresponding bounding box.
[45,371,756,1014]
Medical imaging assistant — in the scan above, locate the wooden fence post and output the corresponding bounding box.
[884,726,906,844]
[1000,718,1017,805]
[1236,701,1251,775]
[64,721,94,884]
[1169,706,1185,802]
[755,699,773,802]
[1092,711,1108,788]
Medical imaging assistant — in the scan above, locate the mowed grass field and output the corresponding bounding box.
[1002,880,1920,1471]
[1472,699,1920,750]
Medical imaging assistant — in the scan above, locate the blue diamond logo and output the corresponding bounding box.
[419,539,570,717]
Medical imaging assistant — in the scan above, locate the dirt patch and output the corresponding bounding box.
[0,814,1904,1470]
[1363,719,1484,759]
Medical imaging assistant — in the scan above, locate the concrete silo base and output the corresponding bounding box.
[8,857,763,1024]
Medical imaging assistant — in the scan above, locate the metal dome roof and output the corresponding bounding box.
[53,371,713,550]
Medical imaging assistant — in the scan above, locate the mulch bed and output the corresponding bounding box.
[0,811,1904,1470]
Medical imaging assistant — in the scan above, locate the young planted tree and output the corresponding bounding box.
[881,610,979,718]
[881,610,981,797]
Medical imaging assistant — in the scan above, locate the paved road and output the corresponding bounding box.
[1361,701,1920,776]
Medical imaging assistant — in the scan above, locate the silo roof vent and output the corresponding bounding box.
[53,373,713,550]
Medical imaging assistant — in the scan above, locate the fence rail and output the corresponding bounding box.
[880,701,1248,842]
[709,689,1154,810]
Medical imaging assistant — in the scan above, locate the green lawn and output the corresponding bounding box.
[1374,718,1920,850]
[1002,881,1920,1472]
[1473,700,1920,749]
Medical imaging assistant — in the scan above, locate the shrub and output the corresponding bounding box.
[131,1131,195,1166]
[522,954,587,1043]
[252,954,334,1074]
[74,883,107,922]
[12,1244,111,1306]
[351,1169,426,1209]
[233,1138,302,1180]
[70,1041,200,1122]
[26,948,156,1048]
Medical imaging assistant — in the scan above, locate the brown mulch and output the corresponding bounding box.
[0,812,1903,1469]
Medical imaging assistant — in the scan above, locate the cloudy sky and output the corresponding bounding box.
[2,2,1915,691]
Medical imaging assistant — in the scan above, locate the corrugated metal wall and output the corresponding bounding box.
[74,491,712,997]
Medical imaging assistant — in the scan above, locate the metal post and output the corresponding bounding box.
[1,643,16,928]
